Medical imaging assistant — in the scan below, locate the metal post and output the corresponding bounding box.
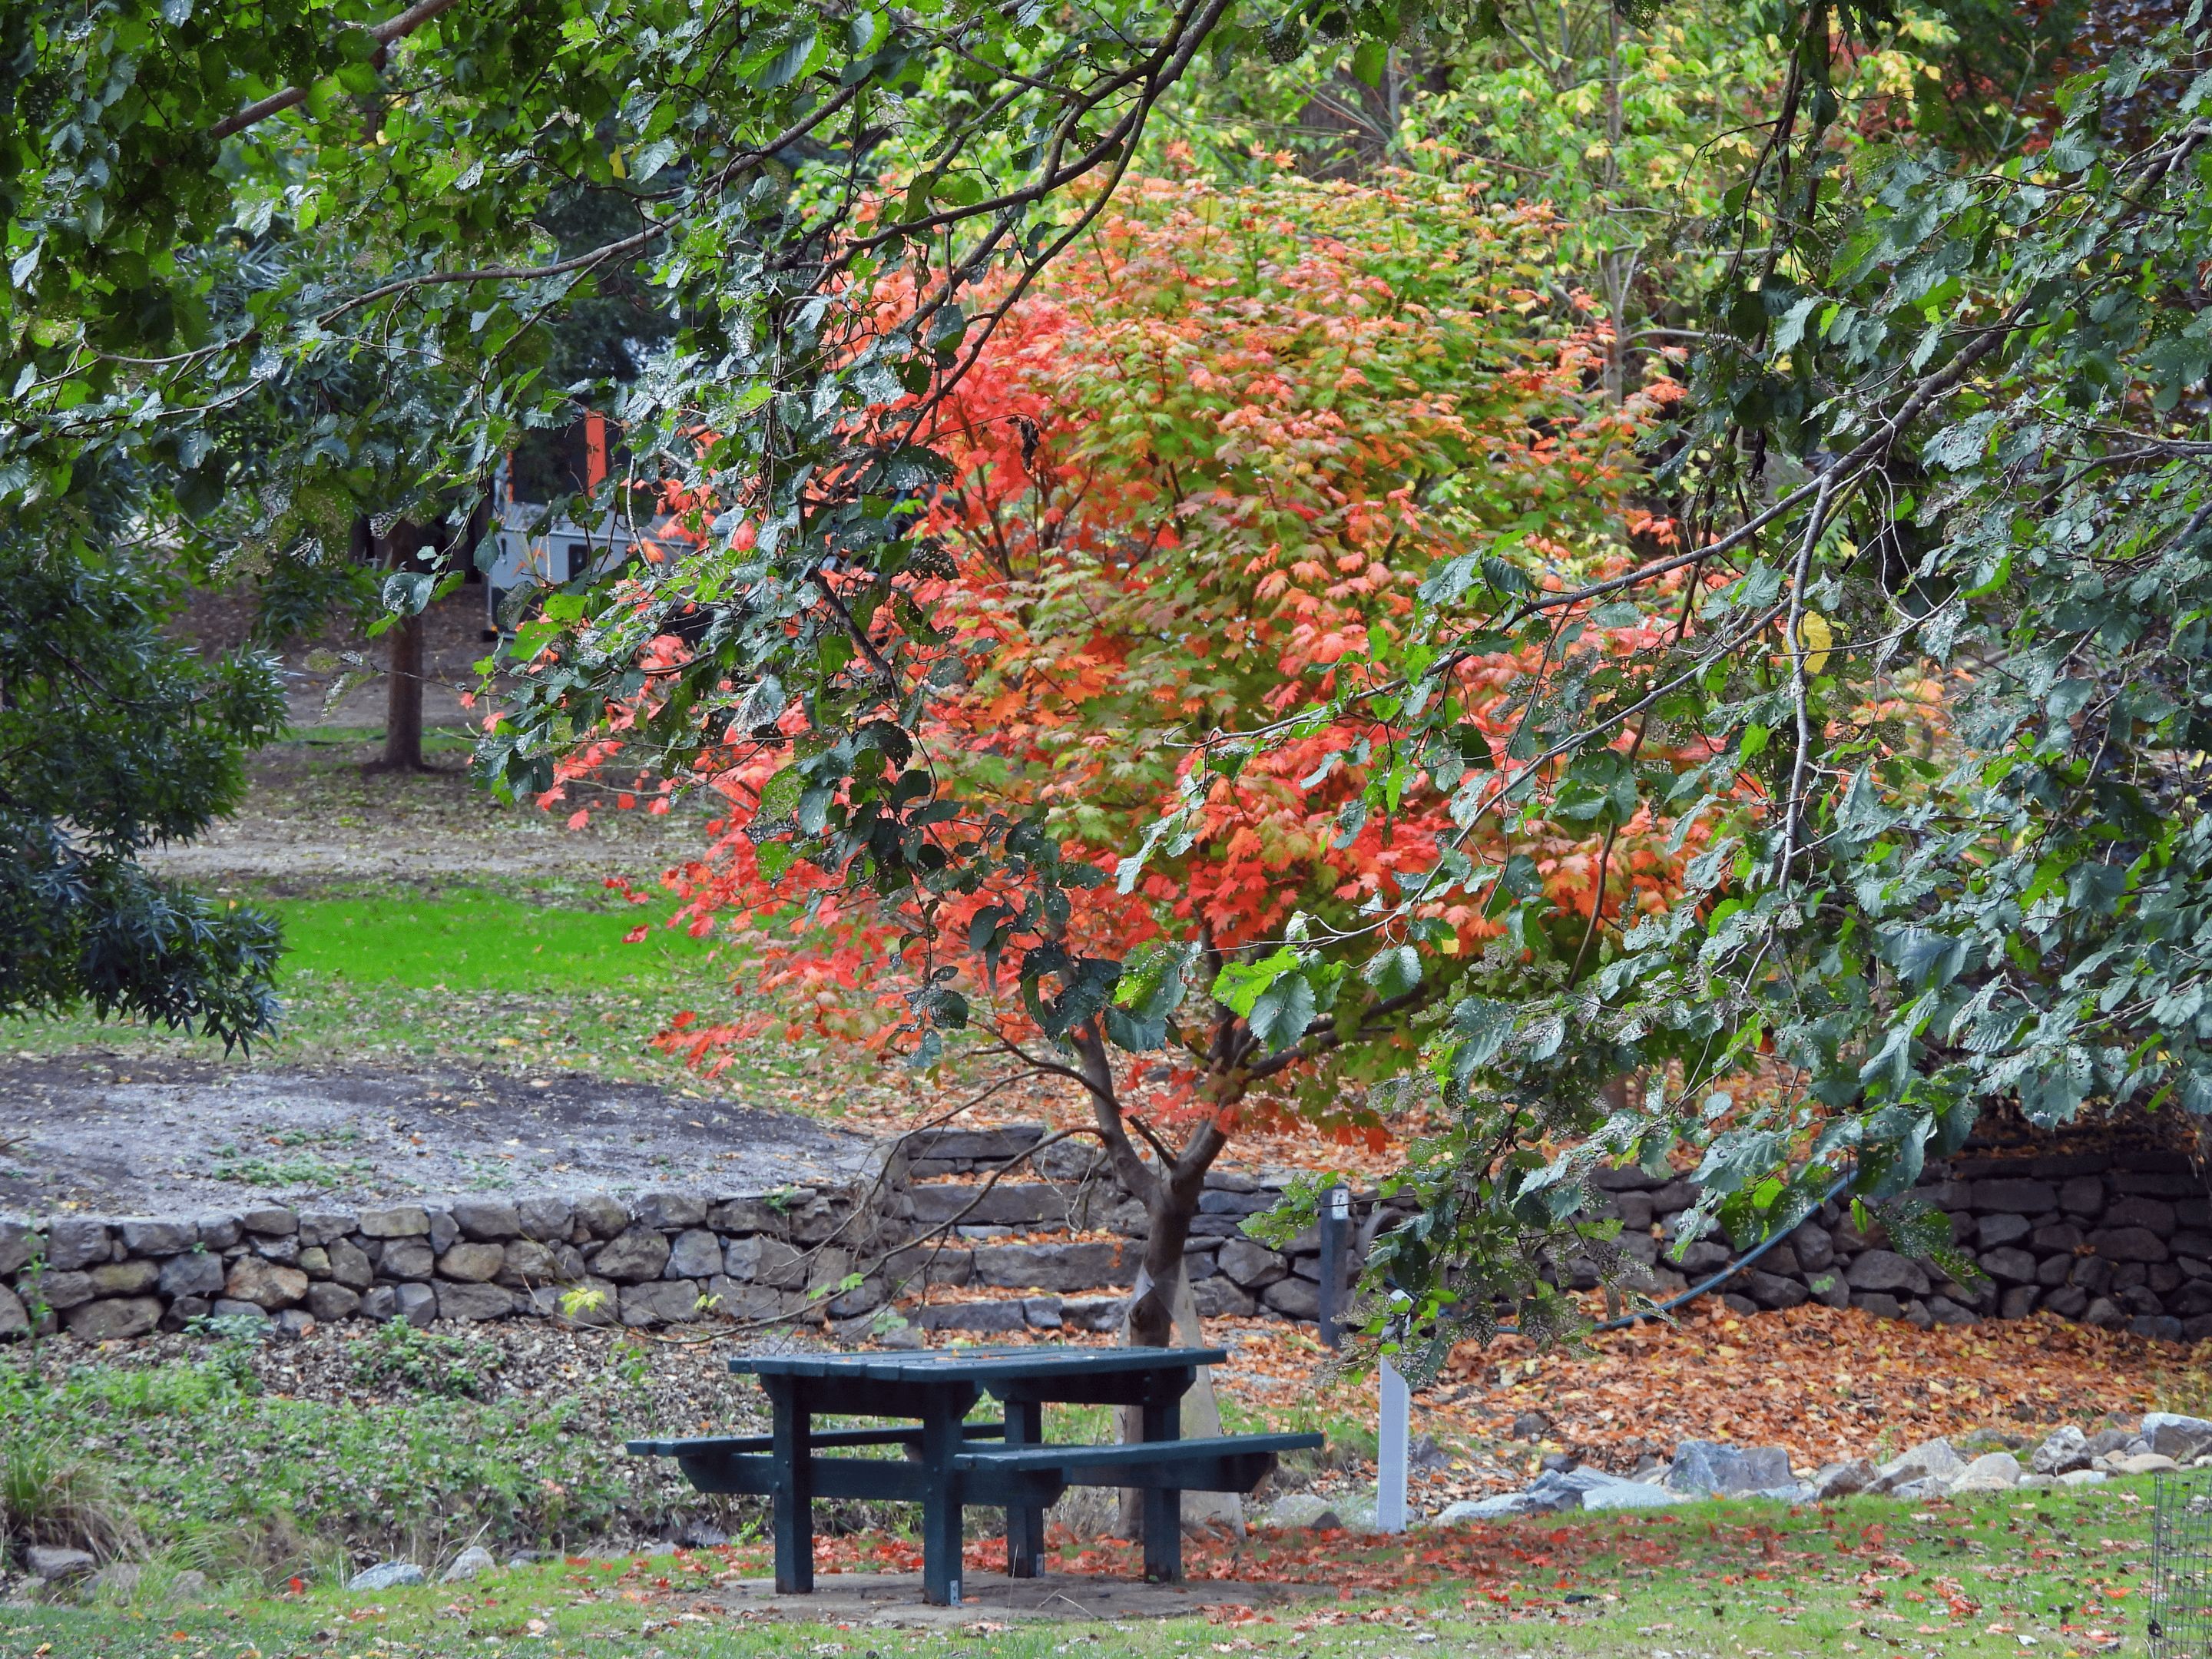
[1376,1354,1409,1533]
[1318,1184,1350,1348]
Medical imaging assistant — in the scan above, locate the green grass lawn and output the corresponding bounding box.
[0,1330,2167,1659]
[2,1481,2158,1659]
[270,887,715,994]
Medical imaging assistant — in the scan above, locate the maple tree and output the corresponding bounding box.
[561,168,1700,1339]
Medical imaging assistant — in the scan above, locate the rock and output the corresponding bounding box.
[452,1200,522,1242]
[0,1284,26,1336]
[1950,1452,2022,1492]
[2089,1228,2170,1264]
[2032,1426,2091,1475]
[240,1207,298,1237]
[326,1238,374,1290]
[593,1226,673,1284]
[65,1296,162,1341]
[499,1239,562,1286]
[1846,1250,1931,1296]
[1811,1459,1879,1500]
[1743,1271,1809,1310]
[1807,1271,1850,1309]
[675,1521,730,1548]
[224,1257,309,1309]
[1217,1238,1290,1289]
[912,1300,1027,1333]
[1262,1277,1321,1320]
[296,1246,329,1276]
[1794,1222,1836,1272]
[969,1240,1139,1292]
[1876,1438,1964,1494]
[2110,1452,2181,1476]
[297,1210,357,1247]
[435,1282,516,1322]
[306,1282,362,1321]
[0,1220,34,1276]
[1972,1177,2058,1214]
[2083,1295,2128,1328]
[41,1270,95,1310]
[252,1234,301,1265]
[2133,1314,2187,1344]
[2057,1469,2108,1487]
[2019,1472,2057,1490]
[120,1219,196,1256]
[359,1207,431,1239]
[1924,1296,1979,1327]
[441,1546,496,1583]
[209,1299,273,1326]
[437,1241,507,1283]
[1434,1494,1537,1522]
[1978,1214,2032,1251]
[667,1229,723,1280]
[349,1561,427,1591]
[167,1568,210,1602]
[26,1545,97,1581]
[2144,1414,2212,1460]
[1851,1292,1906,1320]
[379,1240,435,1280]
[618,1279,703,1327]
[517,1197,574,1240]
[721,1234,805,1286]
[273,1308,316,1339]
[1059,1295,1124,1333]
[88,1561,142,1599]
[1979,1247,2038,1286]
[81,1259,154,1298]
[1580,1482,1690,1511]
[634,1191,710,1230]
[1511,1411,1552,1441]
[394,1282,437,1327]
[46,1218,112,1271]
[1667,1440,1794,1497]
[1999,1285,2041,1321]
[1193,1277,1257,1319]
[1266,1493,1346,1530]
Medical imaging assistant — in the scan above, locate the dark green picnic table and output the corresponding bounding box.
[631,1345,1319,1605]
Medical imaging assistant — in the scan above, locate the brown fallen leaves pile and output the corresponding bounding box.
[1207,1300,2183,1483]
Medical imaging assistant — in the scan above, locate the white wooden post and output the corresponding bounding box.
[1376,1353,1409,1532]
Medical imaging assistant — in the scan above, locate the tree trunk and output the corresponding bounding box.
[374,521,431,773]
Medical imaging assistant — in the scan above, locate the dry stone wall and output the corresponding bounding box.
[2,1122,2204,1346]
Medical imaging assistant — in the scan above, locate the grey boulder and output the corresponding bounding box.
[349,1561,427,1591]
[2031,1426,2091,1475]
[1810,1458,1879,1500]
[26,1545,97,1581]
[2144,1413,2212,1461]
[441,1546,496,1583]
[1666,1439,1795,1496]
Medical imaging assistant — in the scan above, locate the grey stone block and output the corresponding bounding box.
[2083,1295,2128,1328]
[1972,1178,2058,1214]
[498,1239,561,1286]
[158,1295,208,1332]
[426,1210,460,1255]
[0,1221,33,1277]
[722,1234,806,1287]
[1980,1247,2038,1285]
[1263,1277,1320,1320]
[1217,1237,1287,1289]
[571,1194,628,1238]
[1612,1193,1655,1230]
[159,1250,227,1299]
[592,1227,673,1283]
[452,1200,522,1241]
[2108,1196,2178,1233]
[1925,1295,1979,1326]
[89,1260,160,1297]
[1998,1284,2041,1320]
[969,1240,1137,1292]
[224,1257,308,1309]
[240,1207,298,1237]
[1851,1292,1905,1320]
[619,1279,701,1327]
[2091,1227,2170,1263]
[2041,1283,2090,1319]
[516,1197,574,1240]
[1667,1439,1792,1495]
[438,1242,505,1283]
[634,1191,709,1230]
[1204,1171,1260,1194]
[703,1276,799,1322]
[253,1235,301,1265]
[46,1218,111,1271]
[436,1281,518,1322]
[1846,1250,1930,1295]
[1061,1294,1126,1333]
[359,1207,430,1239]
[1793,1221,1835,1272]
[380,1240,435,1280]
[909,1184,1078,1228]
[64,1296,162,1341]
[306,1282,362,1321]
[1978,1214,2031,1251]
[326,1238,374,1290]
[359,1285,397,1321]
[1023,1295,1064,1329]
[666,1229,723,1280]
[1743,1271,1807,1310]
[1193,1276,1257,1319]
[912,1300,1028,1333]
[1806,1270,1849,1308]
[395,1282,438,1327]
[2134,1313,2186,1343]
[902,1125,1045,1162]
[706,1196,785,1234]
[120,1219,196,1257]
[297,1210,356,1247]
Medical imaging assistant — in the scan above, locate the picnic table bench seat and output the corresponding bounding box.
[629,1345,1320,1605]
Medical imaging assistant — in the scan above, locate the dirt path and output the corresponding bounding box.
[0,1052,877,1218]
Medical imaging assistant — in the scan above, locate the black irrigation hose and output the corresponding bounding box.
[1494,1175,1856,1337]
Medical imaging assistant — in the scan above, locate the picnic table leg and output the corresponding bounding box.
[1004,1399,1045,1578]
[1139,1391,1182,1584]
[768,1379,815,1594]
[919,1396,965,1606]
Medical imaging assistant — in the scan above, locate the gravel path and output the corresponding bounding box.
[0,1052,878,1219]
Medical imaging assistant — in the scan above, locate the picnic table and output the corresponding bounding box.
[631,1345,1320,1605]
